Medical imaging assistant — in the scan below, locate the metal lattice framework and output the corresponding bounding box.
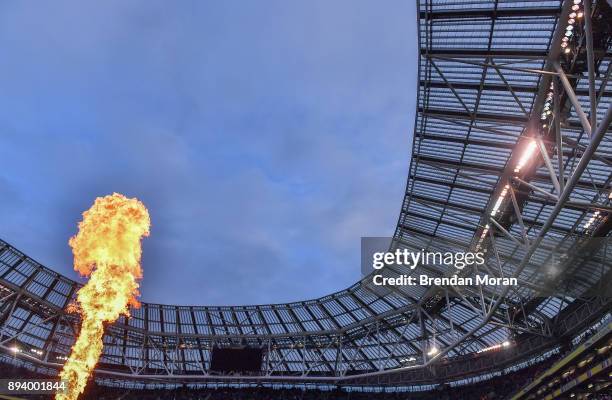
[0,0,611,387]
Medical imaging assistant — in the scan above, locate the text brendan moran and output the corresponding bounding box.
[372,274,518,287]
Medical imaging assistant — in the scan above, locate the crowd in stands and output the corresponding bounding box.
[81,382,611,400]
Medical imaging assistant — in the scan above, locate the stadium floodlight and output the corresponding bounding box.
[30,348,43,355]
[9,346,20,353]
[427,346,439,356]
[583,211,600,230]
[514,140,537,173]
[477,341,512,354]
[491,185,510,216]
[476,224,490,250]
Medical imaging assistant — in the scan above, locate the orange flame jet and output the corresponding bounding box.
[56,193,150,400]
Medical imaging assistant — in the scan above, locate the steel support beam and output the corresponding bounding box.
[583,0,597,133]
[555,62,592,136]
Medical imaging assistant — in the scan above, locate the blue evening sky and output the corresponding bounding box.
[0,0,417,306]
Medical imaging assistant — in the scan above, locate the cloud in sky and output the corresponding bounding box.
[0,0,417,305]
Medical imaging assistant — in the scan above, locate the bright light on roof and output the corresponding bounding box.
[514,140,537,173]
[427,346,439,356]
[476,224,490,250]
[491,185,510,216]
[583,211,600,230]
[477,341,512,354]
[480,224,489,239]
[9,346,20,353]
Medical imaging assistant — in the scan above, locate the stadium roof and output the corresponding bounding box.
[0,0,610,386]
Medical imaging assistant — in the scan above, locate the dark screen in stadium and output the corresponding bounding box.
[210,348,263,373]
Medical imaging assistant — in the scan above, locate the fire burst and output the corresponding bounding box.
[56,193,150,400]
